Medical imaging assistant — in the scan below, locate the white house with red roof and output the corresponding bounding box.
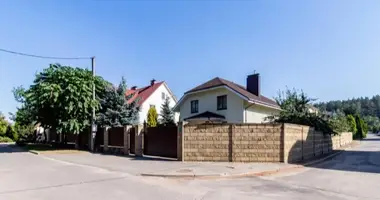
[125,79,179,124]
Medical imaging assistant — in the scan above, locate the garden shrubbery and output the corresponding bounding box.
[271,88,366,137]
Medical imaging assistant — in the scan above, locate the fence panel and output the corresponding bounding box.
[130,127,135,154]
[108,127,124,147]
[95,128,104,148]
[144,126,177,158]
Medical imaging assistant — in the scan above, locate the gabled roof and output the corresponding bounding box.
[125,82,164,106]
[184,111,225,120]
[175,77,280,110]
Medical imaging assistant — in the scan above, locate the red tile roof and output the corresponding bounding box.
[126,81,164,106]
[185,77,280,109]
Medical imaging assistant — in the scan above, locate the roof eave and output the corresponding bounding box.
[247,99,282,111]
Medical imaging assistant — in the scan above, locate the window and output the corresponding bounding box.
[217,95,227,110]
[190,100,199,113]
[161,92,165,100]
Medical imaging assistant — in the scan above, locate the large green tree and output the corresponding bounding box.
[159,97,175,126]
[22,64,108,136]
[97,77,140,127]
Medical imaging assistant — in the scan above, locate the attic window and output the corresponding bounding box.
[162,92,165,100]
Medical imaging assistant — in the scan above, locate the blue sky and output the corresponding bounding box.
[1,0,380,118]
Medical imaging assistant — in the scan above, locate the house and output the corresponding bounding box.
[125,79,179,124]
[173,73,281,123]
[307,105,319,114]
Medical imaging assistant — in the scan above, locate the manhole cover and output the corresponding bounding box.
[176,169,193,173]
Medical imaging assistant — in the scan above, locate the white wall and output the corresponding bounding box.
[138,83,179,124]
[244,104,279,123]
[178,88,244,123]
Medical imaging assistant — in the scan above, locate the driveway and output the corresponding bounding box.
[0,135,380,199]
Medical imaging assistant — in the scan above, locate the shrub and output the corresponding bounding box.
[355,115,368,139]
[14,123,35,144]
[0,136,13,143]
[346,115,357,134]
[147,106,158,127]
[5,125,18,141]
[329,114,350,133]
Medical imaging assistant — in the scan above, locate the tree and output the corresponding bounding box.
[159,97,175,126]
[315,95,380,132]
[13,122,35,143]
[11,86,35,126]
[147,106,158,127]
[21,64,108,138]
[346,115,357,134]
[5,125,18,141]
[355,115,367,139]
[97,77,140,127]
[270,88,333,134]
[0,113,8,136]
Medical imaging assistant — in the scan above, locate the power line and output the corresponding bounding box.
[0,48,92,60]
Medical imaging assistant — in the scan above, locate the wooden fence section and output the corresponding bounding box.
[130,127,135,154]
[95,128,104,148]
[144,126,177,158]
[108,127,124,147]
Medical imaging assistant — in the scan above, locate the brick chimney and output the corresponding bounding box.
[246,73,260,96]
[150,79,156,86]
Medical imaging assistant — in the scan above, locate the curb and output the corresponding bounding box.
[29,150,40,155]
[141,143,358,179]
[140,173,224,179]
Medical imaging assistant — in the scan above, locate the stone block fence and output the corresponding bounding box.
[177,123,352,163]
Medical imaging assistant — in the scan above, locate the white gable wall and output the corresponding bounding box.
[244,103,280,123]
[178,88,244,123]
[138,83,179,124]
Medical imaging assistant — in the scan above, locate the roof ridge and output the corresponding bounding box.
[183,76,280,109]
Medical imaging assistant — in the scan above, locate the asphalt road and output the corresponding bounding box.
[1,135,380,200]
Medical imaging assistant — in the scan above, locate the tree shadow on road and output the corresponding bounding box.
[0,144,28,153]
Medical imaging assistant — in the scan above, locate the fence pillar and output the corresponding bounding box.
[135,124,144,157]
[123,125,132,155]
[104,127,109,152]
[177,121,185,161]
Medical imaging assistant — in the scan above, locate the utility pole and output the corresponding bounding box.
[90,56,96,152]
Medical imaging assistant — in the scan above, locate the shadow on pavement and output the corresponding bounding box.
[0,144,28,153]
[91,151,177,162]
[305,136,380,174]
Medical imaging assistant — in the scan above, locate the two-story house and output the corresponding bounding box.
[126,79,179,124]
[173,73,281,123]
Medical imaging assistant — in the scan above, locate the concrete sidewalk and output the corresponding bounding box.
[41,152,299,178]
[36,141,359,179]
[140,162,300,178]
